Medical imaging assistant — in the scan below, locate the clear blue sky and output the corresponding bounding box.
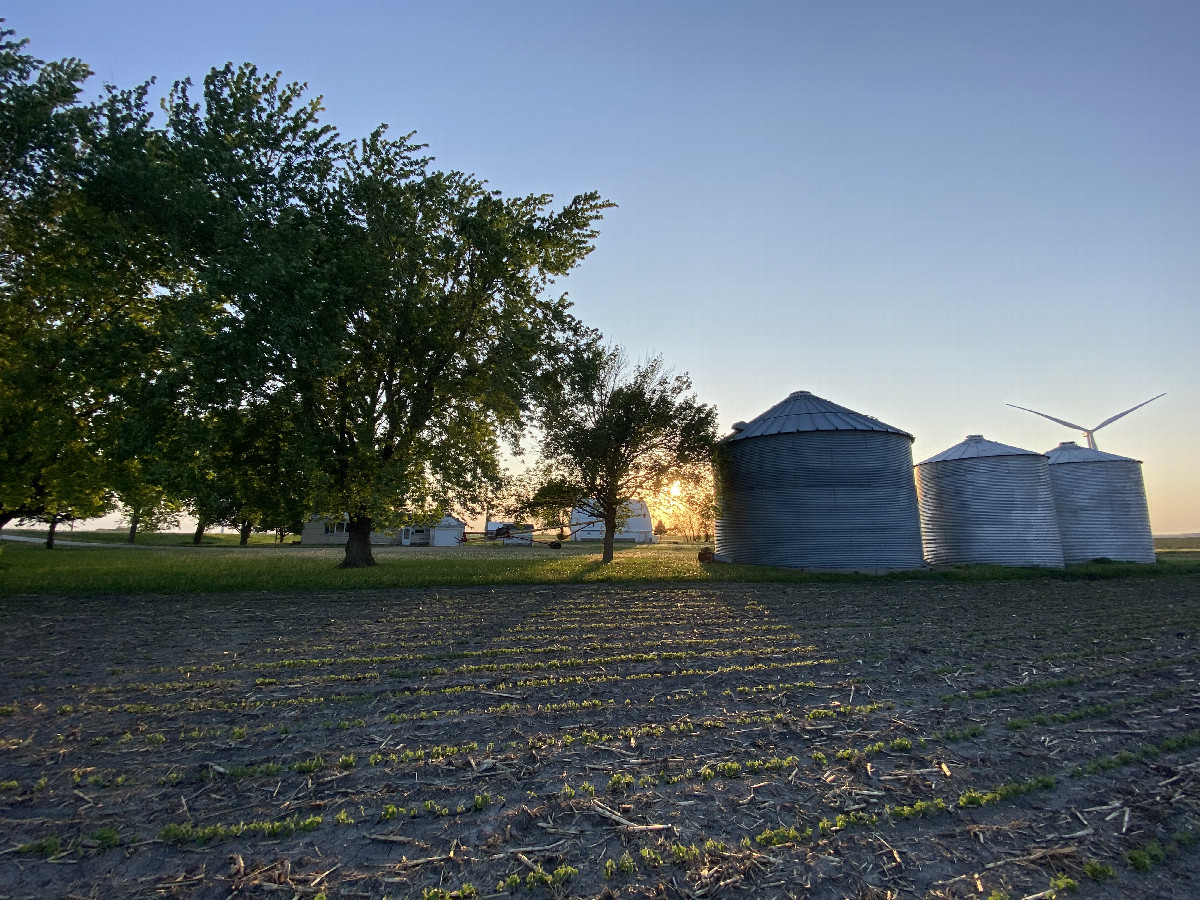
[9,1,1198,532]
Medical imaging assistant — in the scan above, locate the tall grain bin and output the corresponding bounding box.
[1045,442,1155,564]
[917,435,1064,568]
[714,390,924,570]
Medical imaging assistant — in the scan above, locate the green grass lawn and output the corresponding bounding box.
[0,526,286,546]
[2,535,1198,596]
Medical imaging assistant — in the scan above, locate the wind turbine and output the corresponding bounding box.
[1006,394,1166,451]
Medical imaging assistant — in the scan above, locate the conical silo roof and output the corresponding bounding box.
[919,434,1043,464]
[726,391,912,442]
[1045,442,1140,464]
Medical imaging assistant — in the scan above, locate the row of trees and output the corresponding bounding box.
[1,26,718,565]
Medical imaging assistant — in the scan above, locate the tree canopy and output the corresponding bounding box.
[2,24,620,566]
[529,347,718,562]
[0,26,183,532]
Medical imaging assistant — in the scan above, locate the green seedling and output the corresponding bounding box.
[160,814,322,844]
[756,824,810,847]
[888,798,946,819]
[92,827,120,849]
[1048,874,1078,895]
[18,835,62,857]
[1083,859,1115,881]
[1126,839,1166,872]
[421,885,477,900]
[958,775,1056,808]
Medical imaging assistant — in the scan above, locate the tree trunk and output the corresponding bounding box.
[127,513,140,544]
[46,517,59,550]
[602,507,617,563]
[192,521,205,545]
[340,515,377,568]
[239,520,252,546]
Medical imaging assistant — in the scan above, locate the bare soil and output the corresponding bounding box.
[2,576,1200,899]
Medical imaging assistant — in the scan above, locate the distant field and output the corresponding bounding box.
[2,533,1200,596]
[1156,536,1200,555]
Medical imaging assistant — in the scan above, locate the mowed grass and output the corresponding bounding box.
[0,527,285,547]
[2,536,1199,595]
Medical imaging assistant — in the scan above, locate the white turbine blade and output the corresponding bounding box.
[1006,404,1088,432]
[1091,393,1167,432]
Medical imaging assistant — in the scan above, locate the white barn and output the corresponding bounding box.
[570,500,657,544]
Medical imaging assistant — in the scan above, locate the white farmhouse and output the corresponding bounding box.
[300,514,465,547]
[300,516,396,545]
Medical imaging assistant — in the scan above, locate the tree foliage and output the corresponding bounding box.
[0,25,181,534]
[1,27,617,567]
[531,347,718,562]
[307,132,611,565]
[152,65,611,566]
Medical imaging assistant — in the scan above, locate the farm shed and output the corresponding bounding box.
[299,516,395,545]
[1045,441,1155,564]
[430,515,467,547]
[569,500,657,543]
[714,390,924,570]
[916,435,1064,568]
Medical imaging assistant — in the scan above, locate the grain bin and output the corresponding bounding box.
[916,435,1063,567]
[714,390,924,570]
[1045,442,1155,564]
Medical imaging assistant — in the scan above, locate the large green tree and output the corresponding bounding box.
[0,25,183,533]
[155,68,611,566]
[3,39,613,565]
[309,130,611,566]
[529,348,718,562]
[148,64,345,545]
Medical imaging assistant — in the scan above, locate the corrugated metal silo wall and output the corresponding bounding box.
[916,457,1064,567]
[1050,461,1155,564]
[715,431,924,569]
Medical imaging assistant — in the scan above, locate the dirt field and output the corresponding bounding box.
[3,577,1200,899]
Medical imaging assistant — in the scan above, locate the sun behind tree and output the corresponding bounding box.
[529,347,718,563]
